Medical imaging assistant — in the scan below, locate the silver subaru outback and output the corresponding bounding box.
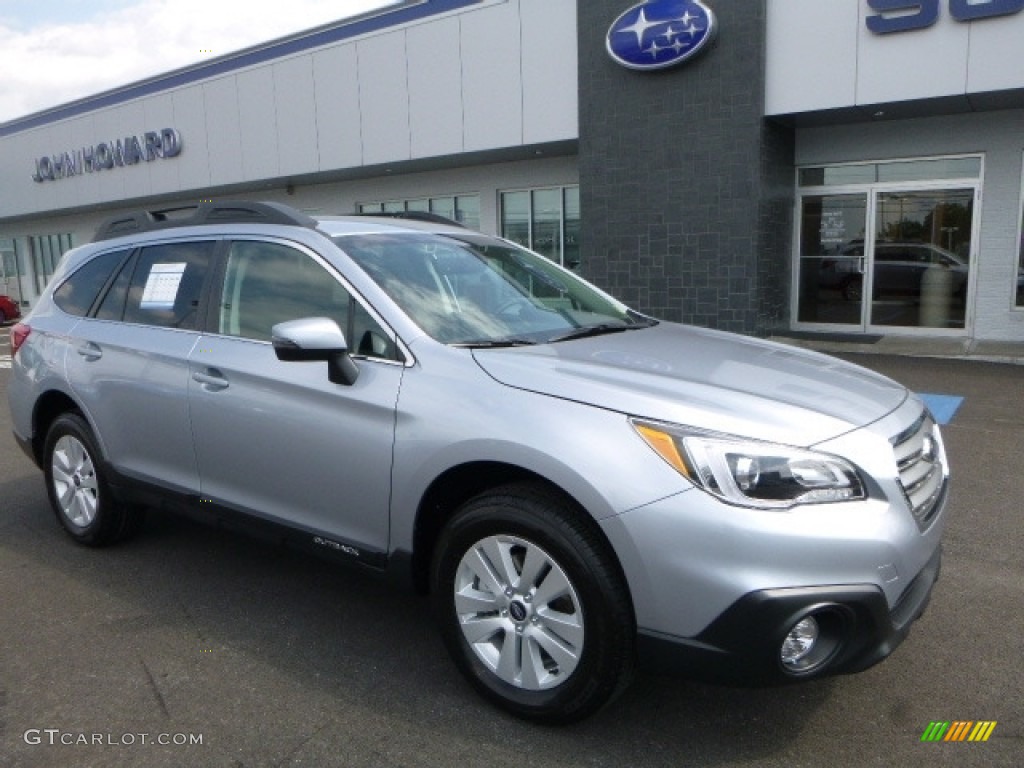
[7,201,947,723]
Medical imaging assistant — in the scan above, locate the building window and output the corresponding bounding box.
[500,186,580,269]
[1,237,22,306]
[29,233,74,295]
[799,157,982,187]
[358,195,480,230]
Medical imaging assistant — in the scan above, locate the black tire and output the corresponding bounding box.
[43,412,144,546]
[431,483,635,724]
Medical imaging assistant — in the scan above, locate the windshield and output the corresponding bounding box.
[333,232,652,345]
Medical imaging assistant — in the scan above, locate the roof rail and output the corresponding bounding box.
[91,200,318,242]
[355,210,466,228]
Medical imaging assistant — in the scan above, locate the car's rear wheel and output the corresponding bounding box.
[44,412,144,546]
[431,484,635,724]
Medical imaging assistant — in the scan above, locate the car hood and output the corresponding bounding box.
[471,323,909,446]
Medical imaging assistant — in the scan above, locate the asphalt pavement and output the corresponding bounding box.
[0,336,1021,767]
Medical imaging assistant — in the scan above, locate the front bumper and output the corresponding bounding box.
[637,544,942,683]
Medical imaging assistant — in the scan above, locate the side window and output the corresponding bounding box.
[220,240,349,341]
[94,252,135,321]
[123,241,214,329]
[220,240,397,360]
[52,250,128,317]
[352,301,399,360]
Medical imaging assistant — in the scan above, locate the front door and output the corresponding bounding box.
[188,238,404,556]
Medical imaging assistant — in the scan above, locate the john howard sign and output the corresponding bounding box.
[31,128,182,183]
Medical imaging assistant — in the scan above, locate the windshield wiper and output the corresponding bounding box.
[450,338,539,348]
[547,320,655,343]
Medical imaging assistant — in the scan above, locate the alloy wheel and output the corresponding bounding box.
[50,434,99,528]
[453,534,584,690]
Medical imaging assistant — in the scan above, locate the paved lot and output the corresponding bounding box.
[0,347,1021,767]
[1,325,11,369]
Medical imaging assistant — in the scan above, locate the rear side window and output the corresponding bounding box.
[94,254,135,321]
[122,241,215,329]
[52,250,128,316]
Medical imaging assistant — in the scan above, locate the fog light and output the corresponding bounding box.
[780,616,819,670]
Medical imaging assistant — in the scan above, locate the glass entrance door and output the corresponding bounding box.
[868,188,973,329]
[796,186,976,332]
[796,193,869,326]
[795,157,981,334]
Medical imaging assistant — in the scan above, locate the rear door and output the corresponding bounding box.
[187,238,404,558]
[64,240,216,493]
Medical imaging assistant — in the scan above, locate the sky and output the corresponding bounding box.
[0,0,398,124]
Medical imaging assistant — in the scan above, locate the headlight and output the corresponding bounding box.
[631,419,865,509]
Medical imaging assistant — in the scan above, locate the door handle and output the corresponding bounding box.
[192,369,229,391]
[75,342,102,361]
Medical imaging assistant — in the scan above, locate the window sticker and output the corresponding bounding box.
[140,262,186,309]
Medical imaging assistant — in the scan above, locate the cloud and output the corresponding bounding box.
[0,0,396,123]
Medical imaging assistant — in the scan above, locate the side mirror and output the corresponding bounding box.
[271,317,359,386]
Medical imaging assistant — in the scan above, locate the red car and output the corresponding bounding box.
[0,294,21,323]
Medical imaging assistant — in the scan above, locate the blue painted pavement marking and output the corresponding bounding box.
[917,394,964,425]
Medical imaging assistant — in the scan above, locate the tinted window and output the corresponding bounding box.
[122,241,214,329]
[94,253,135,321]
[219,240,397,360]
[52,250,127,316]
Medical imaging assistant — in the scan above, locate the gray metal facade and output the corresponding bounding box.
[577,0,794,335]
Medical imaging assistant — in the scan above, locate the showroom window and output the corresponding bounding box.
[29,233,74,295]
[500,186,580,269]
[359,195,480,230]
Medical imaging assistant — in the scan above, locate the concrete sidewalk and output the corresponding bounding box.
[771,333,1024,365]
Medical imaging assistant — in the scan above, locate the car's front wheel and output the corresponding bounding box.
[43,412,144,546]
[431,484,635,723]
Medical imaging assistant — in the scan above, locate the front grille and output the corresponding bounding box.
[891,411,946,531]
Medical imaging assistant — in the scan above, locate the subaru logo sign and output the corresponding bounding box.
[606,0,717,71]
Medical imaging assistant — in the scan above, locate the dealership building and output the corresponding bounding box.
[2,0,1023,346]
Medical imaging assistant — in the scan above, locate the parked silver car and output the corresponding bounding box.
[7,202,947,723]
